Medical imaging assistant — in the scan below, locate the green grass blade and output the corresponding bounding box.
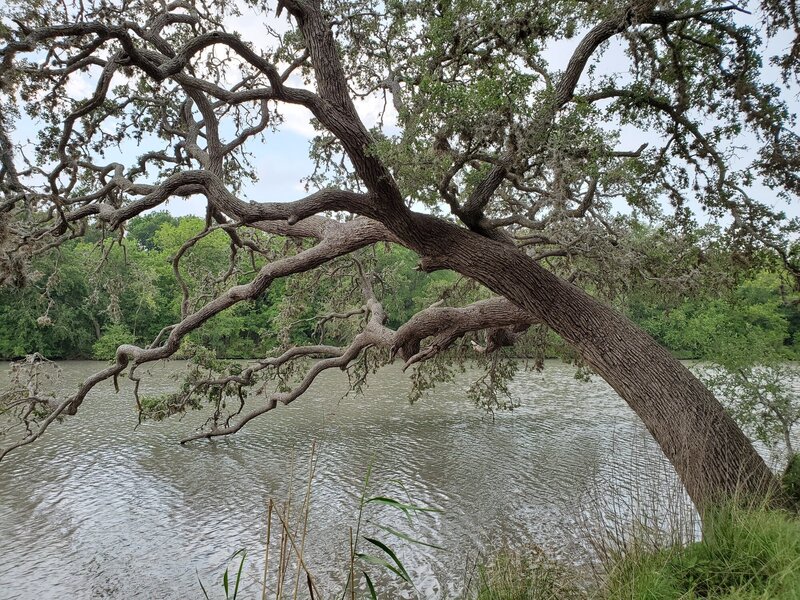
[363,537,412,582]
[376,524,444,550]
[363,571,377,600]
[356,552,407,581]
[232,549,247,600]
[365,496,442,514]
[197,569,211,600]
[385,479,415,506]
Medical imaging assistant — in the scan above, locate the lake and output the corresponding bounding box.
[0,360,688,599]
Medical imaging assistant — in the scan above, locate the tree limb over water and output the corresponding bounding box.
[1,0,798,508]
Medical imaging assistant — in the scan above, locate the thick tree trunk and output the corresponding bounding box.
[401,212,780,510]
[287,0,781,510]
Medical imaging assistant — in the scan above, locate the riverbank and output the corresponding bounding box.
[474,503,800,600]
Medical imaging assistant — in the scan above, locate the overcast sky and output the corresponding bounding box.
[5,1,798,221]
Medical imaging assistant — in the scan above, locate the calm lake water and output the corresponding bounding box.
[0,360,687,599]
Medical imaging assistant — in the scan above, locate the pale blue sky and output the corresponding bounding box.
[4,1,798,223]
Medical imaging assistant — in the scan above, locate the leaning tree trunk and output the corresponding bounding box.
[287,0,781,511]
[402,212,780,511]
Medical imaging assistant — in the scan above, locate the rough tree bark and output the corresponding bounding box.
[0,0,790,511]
[407,213,779,508]
[280,0,780,509]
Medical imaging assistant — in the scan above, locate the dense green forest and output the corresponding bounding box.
[2,212,799,364]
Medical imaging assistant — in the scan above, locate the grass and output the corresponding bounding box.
[470,546,588,600]
[783,454,800,508]
[606,505,800,600]
[469,444,800,600]
[469,504,800,600]
[198,443,441,600]
[197,497,800,600]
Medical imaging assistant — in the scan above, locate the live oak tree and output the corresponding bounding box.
[1,0,799,510]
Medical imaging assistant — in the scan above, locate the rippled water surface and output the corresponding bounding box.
[0,360,681,599]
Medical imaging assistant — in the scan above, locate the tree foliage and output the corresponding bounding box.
[0,0,798,505]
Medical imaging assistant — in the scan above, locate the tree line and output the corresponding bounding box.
[2,211,798,365]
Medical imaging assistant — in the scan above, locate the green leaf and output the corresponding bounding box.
[363,537,412,583]
[197,569,211,600]
[356,552,408,582]
[232,549,246,600]
[363,571,377,600]
[365,496,442,515]
[376,524,444,550]
[223,548,246,600]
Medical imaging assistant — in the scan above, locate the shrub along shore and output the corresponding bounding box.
[474,504,800,600]
[3,214,800,363]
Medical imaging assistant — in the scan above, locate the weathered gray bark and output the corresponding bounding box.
[403,213,779,508]
[270,0,783,510]
[0,0,783,510]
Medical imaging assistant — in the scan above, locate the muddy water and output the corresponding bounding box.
[0,360,684,599]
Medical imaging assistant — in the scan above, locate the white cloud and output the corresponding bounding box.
[276,102,318,138]
[64,72,94,100]
[225,6,291,50]
[353,92,399,134]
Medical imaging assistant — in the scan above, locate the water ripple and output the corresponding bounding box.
[1,360,683,599]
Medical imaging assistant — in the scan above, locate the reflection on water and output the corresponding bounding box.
[0,360,683,599]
